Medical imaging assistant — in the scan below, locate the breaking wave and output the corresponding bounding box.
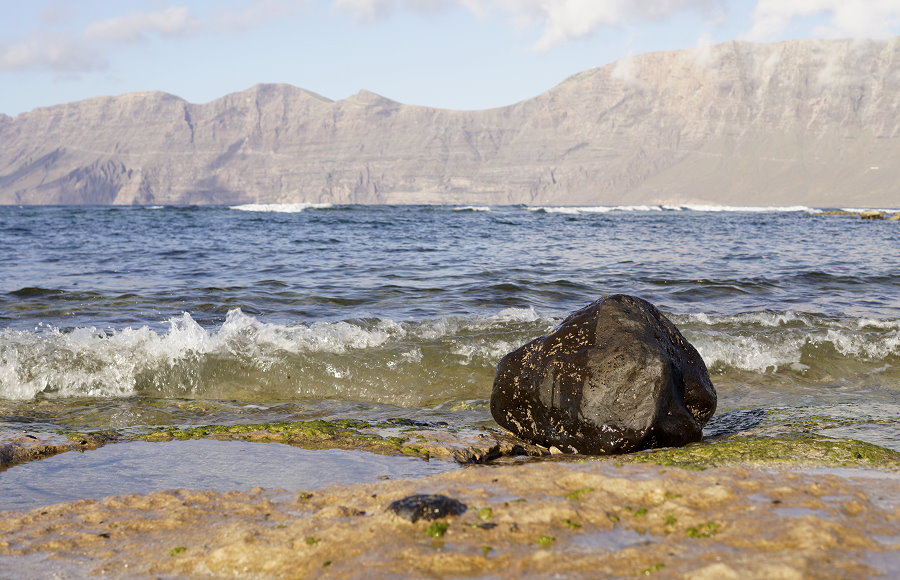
[2,307,897,408]
[0,308,547,406]
[526,205,814,214]
[452,206,492,212]
[674,311,899,375]
[229,203,334,213]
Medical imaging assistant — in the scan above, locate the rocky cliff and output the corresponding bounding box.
[2,37,898,206]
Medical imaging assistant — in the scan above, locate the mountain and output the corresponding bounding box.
[2,37,898,207]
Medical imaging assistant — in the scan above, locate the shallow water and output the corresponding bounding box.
[0,439,457,512]
[0,204,897,454]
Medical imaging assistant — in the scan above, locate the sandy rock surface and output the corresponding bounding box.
[1,459,897,579]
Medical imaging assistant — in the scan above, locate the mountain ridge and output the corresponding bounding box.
[2,37,898,206]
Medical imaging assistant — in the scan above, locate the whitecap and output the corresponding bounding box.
[452,206,492,212]
[675,205,812,213]
[229,203,333,213]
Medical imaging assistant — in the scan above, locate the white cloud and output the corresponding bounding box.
[329,0,900,49]
[85,5,201,43]
[330,1,722,48]
[217,0,303,32]
[744,0,900,42]
[332,0,484,20]
[0,34,106,72]
[522,1,723,50]
[691,29,716,66]
[0,4,207,72]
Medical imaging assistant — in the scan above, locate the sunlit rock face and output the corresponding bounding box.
[490,295,716,455]
[2,37,899,207]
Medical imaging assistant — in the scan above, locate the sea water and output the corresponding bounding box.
[0,204,897,477]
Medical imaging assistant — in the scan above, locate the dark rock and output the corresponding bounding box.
[490,294,716,455]
[387,494,467,522]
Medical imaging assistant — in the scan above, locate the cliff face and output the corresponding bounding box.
[2,37,898,207]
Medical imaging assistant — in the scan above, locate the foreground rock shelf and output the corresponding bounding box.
[1,416,898,578]
[1,457,897,578]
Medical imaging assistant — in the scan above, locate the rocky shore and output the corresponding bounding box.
[816,209,900,220]
[1,418,898,579]
[1,448,897,579]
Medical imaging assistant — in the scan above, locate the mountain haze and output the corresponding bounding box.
[2,37,898,207]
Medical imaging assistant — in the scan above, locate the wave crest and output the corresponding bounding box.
[0,309,548,404]
[229,203,333,213]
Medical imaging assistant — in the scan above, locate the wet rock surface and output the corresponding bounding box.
[387,494,467,522]
[491,295,717,454]
[1,460,897,579]
[0,430,113,468]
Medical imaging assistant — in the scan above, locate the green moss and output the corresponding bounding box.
[641,563,665,575]
[132,419,431,457]
[625,433,900,469]
[563,518,581,529]
[168,547,186,556]
[478,507,493,521]
[686,522,719,538]
[481,546,493,557]
[425,521,449,538]
[564,487,594,501]
[64,430,119,448]
[537,535,556,548]
[304,536,320,545]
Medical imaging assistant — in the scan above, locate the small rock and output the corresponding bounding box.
[387,494,467,522]
[860,210,884,219]
[490,294,716,455]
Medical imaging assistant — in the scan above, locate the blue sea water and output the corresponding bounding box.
[0,204,897,449]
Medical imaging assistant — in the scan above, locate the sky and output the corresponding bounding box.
[1,0,899,116]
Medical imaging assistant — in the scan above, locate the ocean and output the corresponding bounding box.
[1,203,898,456]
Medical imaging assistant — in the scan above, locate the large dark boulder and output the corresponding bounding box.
[490,295,716,455]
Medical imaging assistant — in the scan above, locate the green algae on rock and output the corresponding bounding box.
[622,433,900,470]
[136,419,547,463]
[0,430,120,469]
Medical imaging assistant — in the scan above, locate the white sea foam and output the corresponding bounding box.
[414,307,545,340]
[2,307,895,400]
[0,308,548,401]
[526,205,813,214]
[527,205,664,214]
[229,203,333,213]
[673,204,812,213]
[676,311,811,328]
[837,207,900,213]
[688,323,899,373]
[452,206,492,212]
[0,310,408,400]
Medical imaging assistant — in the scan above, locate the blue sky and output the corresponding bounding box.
[2,0,899,116]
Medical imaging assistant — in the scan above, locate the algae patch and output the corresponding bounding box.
[623,433,899,470]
